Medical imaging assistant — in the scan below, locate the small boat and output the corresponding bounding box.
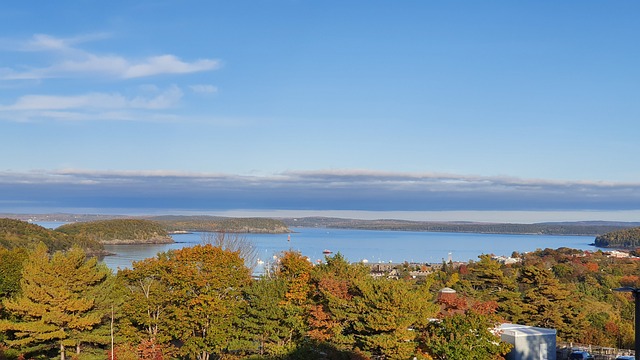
[322,249,333,255]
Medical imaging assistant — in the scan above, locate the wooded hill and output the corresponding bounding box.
[56,219,173,244]
[594,227,640,248]
[0,218,103,253]
[149,215,290,233]
[280,217,639,236]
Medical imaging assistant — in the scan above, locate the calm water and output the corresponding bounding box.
[36,222,596,273]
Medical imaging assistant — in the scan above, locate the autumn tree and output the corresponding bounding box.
[0,244,111,360]
[276,250,314,306]
[308,254,370,348]
[164,244,251,360]
[120,245,251,360]
[269,250,314,352]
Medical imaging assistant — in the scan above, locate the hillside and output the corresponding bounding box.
[149,216,290,233]
[0,218,103,253]
[56,219,174,245]
[594,227,640,248]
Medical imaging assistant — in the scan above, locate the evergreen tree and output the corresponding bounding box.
[514,265,585,340]
[421,310,512,360]
[0,247,28,300]
[351,278,438,360]
[0,244,110,360]
[468,255,516,298]
[236,278,292,357]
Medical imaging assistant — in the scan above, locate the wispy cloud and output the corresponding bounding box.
[0,169,638,214]
[0,34,220,80]
[21,33,111,52]
[189,84,218,94]
[0,85,184,122]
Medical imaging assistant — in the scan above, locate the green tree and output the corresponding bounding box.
[515,265,584,341]
[351,278,438,360]
[118,255,174,349]
[421,310,512,360]
[236,278,293,357]
[0,248,28,299]
[468,255,516,298]
[0,244,110,360]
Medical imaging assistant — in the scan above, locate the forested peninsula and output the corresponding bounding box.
[56,219,174,245]
[594,227,640,248]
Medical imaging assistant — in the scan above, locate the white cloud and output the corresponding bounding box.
[20,33,111,52]
[0,86,182,111]
[0,85,184,122]
[190,84,218,94]
[129,85,183,109]
[1,93,127,110]
[0,34,221,80]
[123,55,219,78]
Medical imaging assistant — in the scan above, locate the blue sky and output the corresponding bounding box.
[1,1,639,222]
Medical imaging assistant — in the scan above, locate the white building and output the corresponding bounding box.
[499,323,556,360]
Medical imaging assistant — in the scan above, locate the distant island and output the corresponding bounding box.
[594,227,640,248]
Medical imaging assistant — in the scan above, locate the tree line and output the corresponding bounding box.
[1,238,639,359]
[148,216,290,234]
[280,217,637,236]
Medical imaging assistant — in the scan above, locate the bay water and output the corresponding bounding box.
[103,228,595,273]
[35,222,596,274]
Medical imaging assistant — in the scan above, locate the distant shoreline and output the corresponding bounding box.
[5,213,639,237]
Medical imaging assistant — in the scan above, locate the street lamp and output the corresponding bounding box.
[613,286,640,360]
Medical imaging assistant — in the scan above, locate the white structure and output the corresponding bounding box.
[499,323,556,360]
